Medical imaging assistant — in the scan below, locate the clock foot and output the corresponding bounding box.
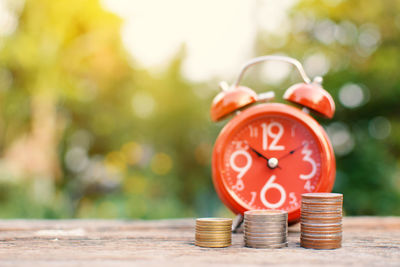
[232,214,244,233]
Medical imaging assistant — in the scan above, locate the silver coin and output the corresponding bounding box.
[245,210,288,216]
[245,241,288,248]
[245,233,287,239]
[245,232,287,238]
[244,219,287,224]
[245,239,287,246]
[244,226,287,233]
[245,236,287,243]
[244,222,287,228]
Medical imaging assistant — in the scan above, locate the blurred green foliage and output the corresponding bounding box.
[0,0,399,219]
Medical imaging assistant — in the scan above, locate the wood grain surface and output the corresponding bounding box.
[0,217,399,266]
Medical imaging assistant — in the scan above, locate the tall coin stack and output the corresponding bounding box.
[301,193,343,249]
[244,210,288,248]
[195,218,232,248]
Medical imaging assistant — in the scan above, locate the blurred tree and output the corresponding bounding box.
[0,0,399,219]
[0,0,216,218]
[0,0,135,217]
[253,0,400,215]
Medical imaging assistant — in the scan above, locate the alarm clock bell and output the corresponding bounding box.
[284,81,335,119]
[210,82,276,122]
[210,84,258,122]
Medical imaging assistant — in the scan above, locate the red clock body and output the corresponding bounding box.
[212,103,335,224]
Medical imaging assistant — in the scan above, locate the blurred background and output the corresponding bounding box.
[0,0,399,219]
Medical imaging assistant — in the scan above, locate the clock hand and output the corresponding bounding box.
[278,143,305,160]
[249,146,281,170]
[249,146,269,161]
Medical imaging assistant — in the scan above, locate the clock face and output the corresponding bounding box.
[221,115,322,213]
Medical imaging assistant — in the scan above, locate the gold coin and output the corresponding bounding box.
[195,226,232,233]
[195,238,232,243]
[195,230,231,234]
[196,239,231,244]
[195,232,232,237]
[196,223,232,227]
[195,241,231,248]
[195,234,231,240]
[195,226,231,231]
[196,218,232,225]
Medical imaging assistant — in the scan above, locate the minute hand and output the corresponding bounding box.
[278,143,305,160]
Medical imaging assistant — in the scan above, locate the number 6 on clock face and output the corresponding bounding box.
[260,175,286,209]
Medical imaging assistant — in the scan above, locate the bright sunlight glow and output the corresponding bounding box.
[101,0,296,82]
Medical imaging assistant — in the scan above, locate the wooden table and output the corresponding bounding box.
[0,217,399,266]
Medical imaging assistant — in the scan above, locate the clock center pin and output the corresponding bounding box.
[268,157,279,169]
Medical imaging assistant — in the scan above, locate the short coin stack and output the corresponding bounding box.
[244,210,288,248]
[195,218,232,248]
[301,193,343,249]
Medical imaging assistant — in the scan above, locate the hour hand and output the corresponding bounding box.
[249,146,269,161]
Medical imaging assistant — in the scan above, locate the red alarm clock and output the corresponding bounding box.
[210,56,336,226]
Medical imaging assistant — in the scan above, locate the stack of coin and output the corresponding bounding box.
[195,218,232,248]
[244,210,288,248]
[301,193,343,249]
